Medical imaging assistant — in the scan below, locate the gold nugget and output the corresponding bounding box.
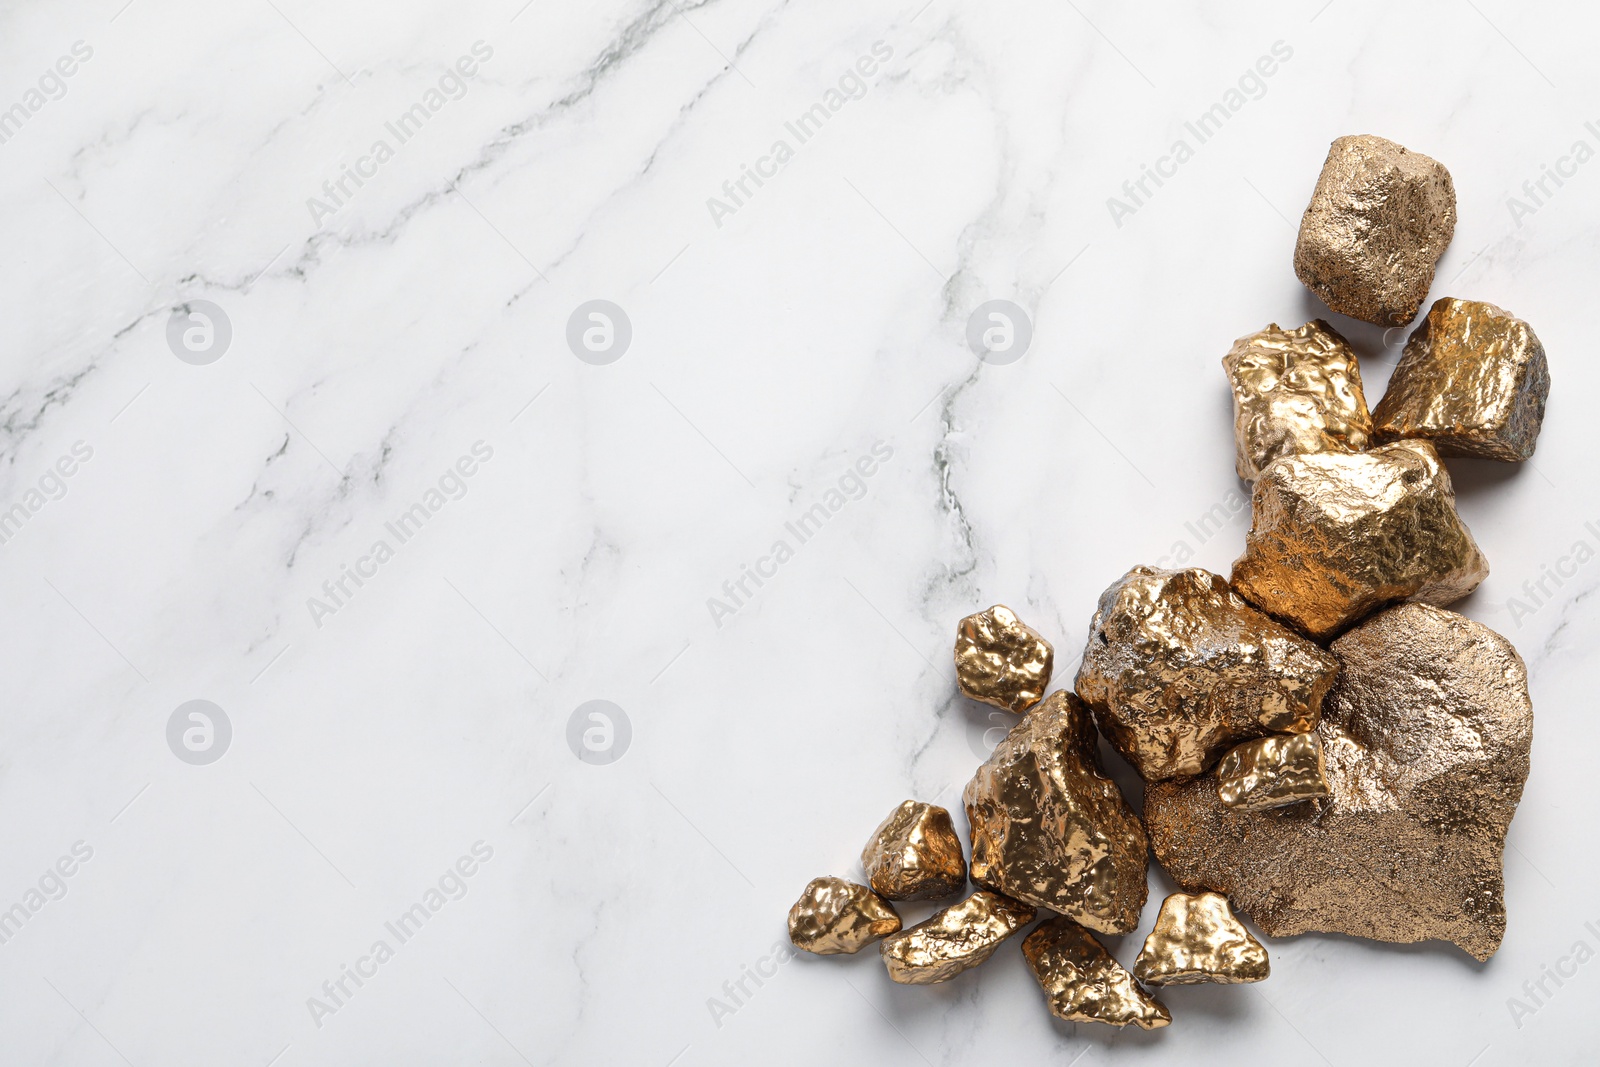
[1374,297,1551,462]
[879,890,1034,984]
[1022,918,1170,1029]
[1134,892,1269,986]
[1216,732,1329,811]
[954,605,1054,713]
[787,876,901,955]
[861,800,967,901]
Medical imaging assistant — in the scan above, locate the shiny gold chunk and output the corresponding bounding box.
[1223,319,1373,481]
[1294,134,1456,326]
[861,800,967,901]
[1374,297,1551,462]
[1134,892,1269,986]
[1022,917,1170,1030]
[1231,439,1488,641]
[787,876,901,955]
[1076,567,1338,781]
[954,605,1054,713]
[1145,603,1533,961]
[1216,732,1329,812]
[879,890,1034,984]
[964,691,1148,932]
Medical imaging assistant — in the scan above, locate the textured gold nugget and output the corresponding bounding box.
[1022,917,1170,1030]
[964,691,1148,932]
[1231,439,1488,641]
[1294,134,1456,326]
[1076,567,1337,781]
[861,800,967,901]
[1374,297,1551,462]
[1215,732,1328,811]
[1223,320,1373,480]
[1145,603,1533,961]
[787,877,901,955]
[954,605,1054,713]
[1134,892,1269,986]
[879,890,1034,984]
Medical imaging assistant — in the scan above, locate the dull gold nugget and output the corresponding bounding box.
[787,876,901,955]
[1374,297,1551,462]
[1216,732,1329,812]
[1231,439,1488,641]
[954,605,1054,713]
[861,800,967,901]
[1022,918,1170,1030]
[879,890,1034,984]
[1294,134,1456,326]
[1134,892,1269,986]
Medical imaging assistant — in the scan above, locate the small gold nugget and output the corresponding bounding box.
[879,890,1034,984]
[954,605,1054,713]
[1134,892,1269,986]
[1223,320,1372,481]
[787,876,901,955]
[1216,732,1329,812]
[1294,134,1456,326]
[860,800,967,901]
[1022,917,1170,1030]
[1231,440,1488,641]
[1374,297,1551,462]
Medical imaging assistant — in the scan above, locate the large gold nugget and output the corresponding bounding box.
[963,691,1148,932]
[787,876,901,955]
[1230,440,1488,641]
[1374,297,1551,462]
[1145,603,1532,961]
[1215,732,1329,812]
[1294,134,1456,326]
[954,605,1054,713]
[1022,917,1171,1030]
[860,800,967,901]
[878,890,1034,984]
[1133,892,1269,986]
[1075,567,1337,781]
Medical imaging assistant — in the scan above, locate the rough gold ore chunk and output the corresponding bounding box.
[1145,603,1533,961]
[1374,297,1551,462]
[963,691,1148,933]
[878,890,1034,984]
[1134,892,1270,986]
[1075,567,1338,781]
[954,605,1054,713]
[860,800,967,901]
[1294,134,1456,327]
[1216,732,1329,812]
[787,876,901,955]
[1022,917,1171,1030]
[1223,319,1373,481]
[1230,439,1488,641]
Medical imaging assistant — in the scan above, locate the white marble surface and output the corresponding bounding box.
[1,0,1597,1063]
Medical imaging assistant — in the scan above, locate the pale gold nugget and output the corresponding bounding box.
[1134,892,1269,986]
[860,800,966,902]
[1215,732,1329,812]
[788,876,901,955]
[954,605,1054,713]
[1023,917,1170,1030]
[879,890,1034,984]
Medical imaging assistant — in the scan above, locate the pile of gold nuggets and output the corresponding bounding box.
[786,134,1549,1029]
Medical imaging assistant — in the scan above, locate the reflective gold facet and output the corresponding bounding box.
[1216,732,1329,812]
[1374,297,1551,462]
[787,876,901,955]
[954,605,1054,713]
[963,691,1148,933]
[861,800,967,901]
[1230,439,1488,641]
[1134,892,1270,986]
[1075,567,1338,781]
[878,890,1034,984]
[1022,917,1171,1030]
[1145,603,1533,961]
